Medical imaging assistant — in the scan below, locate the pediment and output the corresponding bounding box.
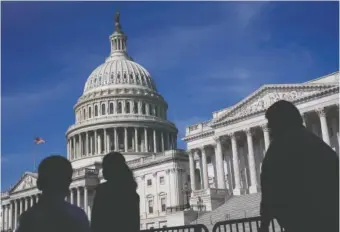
[214,83,338,124]
[10,172,37,193]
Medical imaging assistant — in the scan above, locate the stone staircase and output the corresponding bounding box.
[191,193,262,231]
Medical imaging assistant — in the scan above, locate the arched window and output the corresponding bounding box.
[95,105,98,116]
[83,109,86,120]
[126,102,130,114]
[134,101,138,114]
[88,107,92,118]
[109,103,114,114]
[117,102,122,114]
[141,103,146,115]
[101,104,106,115]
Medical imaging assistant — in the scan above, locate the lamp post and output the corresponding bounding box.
[182,182,191,209]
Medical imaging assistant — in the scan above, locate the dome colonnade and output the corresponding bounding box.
[65,12,178,162]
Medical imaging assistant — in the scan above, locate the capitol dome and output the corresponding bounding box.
[66,12,178,169]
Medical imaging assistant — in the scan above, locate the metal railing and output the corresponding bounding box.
[212,216,284,232]
[141,224,209,232]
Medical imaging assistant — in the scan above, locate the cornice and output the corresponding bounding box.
[182,130,215,143]
[66,115,178,136]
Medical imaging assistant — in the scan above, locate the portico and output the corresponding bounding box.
[184,76,339,210]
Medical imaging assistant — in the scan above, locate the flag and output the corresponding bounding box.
[34,137,46,144]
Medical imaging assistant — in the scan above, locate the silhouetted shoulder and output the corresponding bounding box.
[64,202,90,228]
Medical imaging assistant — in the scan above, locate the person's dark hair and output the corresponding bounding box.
[37,155,73,195]
[265,100,303,137]
[102,152,137,189]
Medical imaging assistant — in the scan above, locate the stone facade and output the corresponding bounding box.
[183,71,339,211]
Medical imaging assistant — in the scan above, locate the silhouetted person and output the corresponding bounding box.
[259,100,339,232]
[16,155,90,232]
[91,152,140,232]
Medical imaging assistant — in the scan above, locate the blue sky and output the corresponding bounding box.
[1,2,338,190]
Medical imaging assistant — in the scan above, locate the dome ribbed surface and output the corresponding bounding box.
[83,58,156,94]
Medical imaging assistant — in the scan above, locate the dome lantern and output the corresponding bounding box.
[107,11,130,61]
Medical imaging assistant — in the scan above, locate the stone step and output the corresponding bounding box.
[191,193,262,231]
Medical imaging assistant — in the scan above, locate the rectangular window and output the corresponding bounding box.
[161,198,166,212]
[147,179,152,186]
[159,176,165,185]
[148,200,154,214]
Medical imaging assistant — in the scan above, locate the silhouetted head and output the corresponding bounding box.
[265,100,303,139]
[102,152,137,189]
[37,155,73,197]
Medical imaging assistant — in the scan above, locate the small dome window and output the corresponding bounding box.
[117,102,122,114]
[94,105,98,116]
[89,107,92,118]
[101,104,106,115]
[109,103,114,114]
[126,102,130,114]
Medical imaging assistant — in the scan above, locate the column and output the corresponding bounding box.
[114,128,118,151]
[73,137,76,159]
[317,108,330,145]
[135,128,139,152]
[70,189,74,204]
[188,150,196,191]
[89,133,93,155]
[161,132,165,152]
[124,127,128,152]
[214,136,226,189]
[130,100,134,113]
[262,124,270,152]
[104,128,107,153]
[198,156,203,189]
[230,133,241,195]
[171,169,180,206]
[245,129,258,193]
[144,128,148,152]
[78,134,82,157]
[77,187,81,207]
[2,205,7,230]
[9,202,13,230]
[200,146,209,189]
[19,199,23,215]
[94,130,98,155]
[24,198,29,211]
[107,129,111,152]
[153,129,157,152]
[67,139,70,159]
[30,197,34,207]
[84,187,88,214]
[86,132,89,156]
[14,200,17,229]
[98,132,102,154]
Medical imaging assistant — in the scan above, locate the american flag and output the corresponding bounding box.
[34,137,46,144]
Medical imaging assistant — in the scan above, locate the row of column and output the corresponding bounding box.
[67,128,177,160]
[77,99,167,122]
[1,187,90,230]
[1,194,41,230]
[188,105,338,195]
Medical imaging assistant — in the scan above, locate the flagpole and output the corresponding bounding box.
[33,142,37,172]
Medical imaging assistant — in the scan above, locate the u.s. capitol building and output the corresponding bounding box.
[1,13,339,231]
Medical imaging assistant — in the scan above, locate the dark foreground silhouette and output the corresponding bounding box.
[259,100,339,232]
[91,152,140,232]
[16,155,90,232]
